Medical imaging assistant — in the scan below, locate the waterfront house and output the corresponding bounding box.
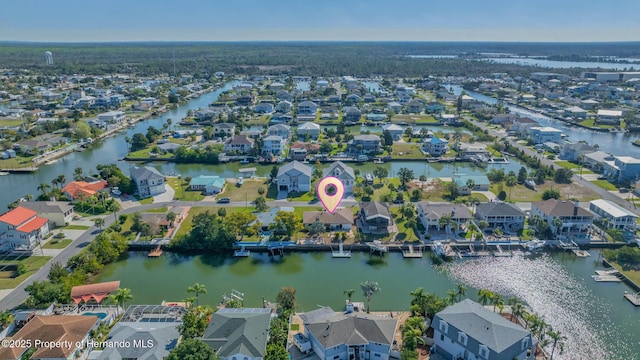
[490,114,518,124]
[597,109,623,125]
[417,202,471,232]
[559,143,596,162]
[323,161,356,195]
[475,202,526,232]
[19,201,74,228]
[214,122,236,137]
[97,110,125,124]
[381,124,404,140]
[343,106,363,124]
[17,139,51,154]
[589,199,638,230]
[276,100,293,113]
[299,307,398,360]
[276,160,312,193]
[276,90,292,101]
[157,142,180,154]
[510,117,539,137]
[267,124,292,139]
[236,95,255,106]
[530,199,594,238]
[262,135,287,156]
[130,166,166,199]
[0,206,50,251]
[528,126,562,144]
[297,122,321,140]
[224,135,254,154]
[405,99,424,113]
[439,114,460,125]
[254,102,275,114]
[603,156,640,183]
[387,101,403,113]
[189,175,226,195]
[564,106,588,119]
[422,136,449,156]
[582,150,616,172]
[347,135,382,155]
[61,180,108,201]
[426,102,445,113]
[303,208,354,231]
[0,315,99,360]
[453,174,490,195]
[359,202,392,233]
[432,299,535,360]
[458,143,489,160]
[298,100,319,115]
[201,308,271,360]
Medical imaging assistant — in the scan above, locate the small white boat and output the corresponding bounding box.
[433,241,446,257]
[525,239,546,251]
[0,171,9,176]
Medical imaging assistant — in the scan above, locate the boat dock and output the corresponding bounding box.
[234,245,250,257]
[332,242,352,258]
[573,249,591,257]
[367,241,388,255]
[557,240,579,251]
[595,269,620,276]
[493,244,513,257]
[402,244,423,258]
[592,275,622,282]
[624,291,640,306]
[148,245,163,257]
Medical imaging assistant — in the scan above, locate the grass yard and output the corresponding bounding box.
[42,239,73,249]
[490,180,600,202]
[0,119,23,127]
[173,206,256,240]
[62,224,90,230]
[292,206,323,219]
[391,207,420,242]
[392,114,439,124]
[126,147,174,159]
[167,177,205,201]
[146,207,168,213]
[137,196,154,205]
[0,256,52,289]
[218,179,269,201]
[607,261,640,286]
[578,118,615,129]
[573,168,595,174]
[555,160,580,169]
[391,143,424,159]
[0,156,37,169]
[591,180,618,191]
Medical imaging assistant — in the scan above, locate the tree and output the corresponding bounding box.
[517,166,528,184]
[56,174,66,188]
[257,186,265,195]
[226,212,257,240]
[446,289,458,304]
[178,305,214,338]
[548,329,567,360]
[138,222,151,239]
[265,344,289,360]
[105,199,120,222]
[270,165,279,183]
[47,262,68,283]
[373,166,388,183]
[465,179,476,193]
[130,132,149,151]
[37,182,50,196]
[508,297,524,321]
[398,167,414,188]
[272,211,303,238]
[109,288,133,312]
[456,283,467,302]
[411,188,422,201]
[217,208,227,218]
[0,310,14,331]
[166,211,177,226]
[361,280,381,313]
[167,338,218,360]
[276,286,297,313]
[505,174,517,201]
[344,289,355,302]
[186,283,207,307]
[477,289,493,306]
[542,188,561,200]
[382,130,394,146]
[554,168,573,184]
[93,217,105,230]
[308,220,325,236]
[254,196,268,212]
[75,122,91,140]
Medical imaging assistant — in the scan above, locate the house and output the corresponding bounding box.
[458,143,489,160]
[564,106,588,119]
[452,175,489,195]
[582,150,616,172]
[604,156,640,183]
[189,175,226,195]
[157,142,181,154]
[297,122,321,140]
[490,114,518,124]
[323,161,356,195]
[417,202,471,232]
[95,305,185,360]
[475,202,526,232]
[597,109,623,125]
[276,160,312,193]
[559,143,596,162]
[0,315,99,360]
[254,102,275,114]
[530,199,594,238]
[19,201,74,227]
[214,123,236,137]
[0,206,50,251]
[510,117,539,136]
[347,135,381,155]
[97,110,126,124]
[262,135,287,156]
[267,124,292,139]
[580,99,599,110]
[61,180,108,201]
[276,90,292,101]
[298,100,318,115]
[224,135,255,154]
[432,299,535,360]
[387,101,402,113]
[236,95,255,105]
[201,308,271,360]
[426,102,445,113]
[405,99,424,113]
[528,126,562,144]
[303,208,354,231]
[254,207,294,232]
[130,166,166,199]
[276,100,293,113]
[299,307,398,360]
[343,106,362,123]
[589,199,638,230]
[359,202,392,233]
[422,136,449,156]
[381,124,404,140]
[17,139,51,153]
[70,281,121,305]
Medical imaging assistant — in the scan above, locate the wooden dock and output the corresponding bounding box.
[148,245,163,257]
[234,246,250,257]
[402,245,423,258]
[592,275,621,282]
[367,241,388,255]
[332,242,352,258]
[624,291,640,306]
[573,249,591,257]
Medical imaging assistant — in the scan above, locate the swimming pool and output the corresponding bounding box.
[82,312,108,320]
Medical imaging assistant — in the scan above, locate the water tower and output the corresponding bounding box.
[44,51,53,66]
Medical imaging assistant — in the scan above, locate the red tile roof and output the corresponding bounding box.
[71,281,120,304]
[61,180,107,199]
[16,217,48,233]
[0,206,37,226]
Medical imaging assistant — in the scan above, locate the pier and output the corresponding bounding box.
[233,245,250,257]
[624,291,640,306]
[332,242,352,258]
[148,245,163,257]
[367,241,388,256]
[402,244,423,258]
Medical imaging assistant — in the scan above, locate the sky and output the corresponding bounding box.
[1,0,640,42]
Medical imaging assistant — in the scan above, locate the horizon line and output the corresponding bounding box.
[1,40,640,45]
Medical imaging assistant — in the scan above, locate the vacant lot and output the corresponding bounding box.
[219,179,269,201]
[490,180,600,202]
[167,177,205,201]
[0,256,52,289]
[42,239,73,249]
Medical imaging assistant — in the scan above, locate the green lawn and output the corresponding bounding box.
[573,168,595,174]
[391,143,424,159]
[391,207,420,242]
[167,178,205,201]
[578,118,615,129]
[392,114,439,124]
[0,256,52,289]
[218,179,269,201]
[146,207,168,213]
[173,206,256,240]
[42,239,73,249]
[607,261,640,287]
[126,147,174,159]
[490,180,600,202]
[0,119,23,127]
[137,196,154,205]
[555,160,580,169]
[62,224,90,230]
[0,156,37,169]
[591,180,618,191]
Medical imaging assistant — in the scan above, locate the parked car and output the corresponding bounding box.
[217,197,231,204]
[237,177,244,186]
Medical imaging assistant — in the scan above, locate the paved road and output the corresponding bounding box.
[0,197,357,310]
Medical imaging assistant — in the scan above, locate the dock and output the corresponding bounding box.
[367,241,388,255]
[234,245,250,257]
[557,240,579,251]
[332,242,352,258]
[592,275,622,282]
[624,291,640,306]
[148,245,163,257]
[573,249,591,257]
[595,269,619,276]
[402,244,423,258]
[493,244,513,257]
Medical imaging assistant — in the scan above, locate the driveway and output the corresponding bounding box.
[153,184,175,203]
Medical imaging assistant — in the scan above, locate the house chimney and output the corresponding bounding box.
[574,200,579,216]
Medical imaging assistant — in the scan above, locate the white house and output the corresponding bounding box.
[224,135,254,154]
[263,135,287,156]
[475,202,526,232]
[130,166,166,199]
[297,122,321,140]
[275,100,292,113]
[323,161,356,195]
[530,199,594,238]
[298,101,318,115]
[422,136,449,156]
[381,123,404,140]
[254,102,275,114]
[433,299,535,360]
[267,124,292,139]
[97,110,125,124]
[0,206,50,251]
[276,160,311,193]
[528,126,562,144]
[597,109,623,125]
[589,199,638,230]
[417,202,471,232]
[303,208,353,231]
[18,201,74,228]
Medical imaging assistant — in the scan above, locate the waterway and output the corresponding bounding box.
[447,85,640,157]
[481,57,639,70]
[95,250,640,359]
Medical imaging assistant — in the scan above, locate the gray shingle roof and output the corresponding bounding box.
[417,202,471,220]
[532,199,593,217]
[130,166,164,181]
[475,202,525,217]
[201,308,272,358]
[277,160,312,177]
[323,161,355,180]
[19,201,73,215]
[360,202,391,220]
[304,310,397,349]
[435,299,530,354]
[98,322,179,359]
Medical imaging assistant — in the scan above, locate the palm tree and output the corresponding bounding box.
[438,214,452,233]
[508,297,523,321]
[547,329,567,360]
[551,217,563,234]
[456,284,467,302]
[57,174,66,188]
[477,289,493,306]
[106,200,121,222]
[465,179,476,194]
[187,283,207,307]
[110,288,133,314]
[343,289,355,303]
[402,327,426,351]
[492,293,504,313]
[409,288,428,317]
[446,290,458,305]
[360,280,381,314]
[24,194,33,201]
[0,310,14,330]
[93,217,105,230]
[74,167,84,181]
[37,182,50,196]
[166,211,177,227]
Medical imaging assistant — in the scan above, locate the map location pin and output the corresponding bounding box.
[317,176,345,214]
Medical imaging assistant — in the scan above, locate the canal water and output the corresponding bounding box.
[95,251,639,359]
[481,57,639,70]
